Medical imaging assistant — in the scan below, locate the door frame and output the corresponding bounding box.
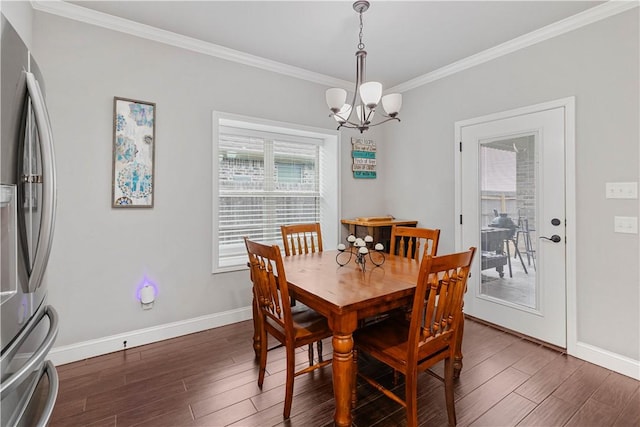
[454,97,576,354]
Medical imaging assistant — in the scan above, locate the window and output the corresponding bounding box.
[213,113,340,272]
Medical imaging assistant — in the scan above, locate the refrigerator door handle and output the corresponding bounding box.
[32,361,59,427]
[0,305,59,396]
[4,360,59,427]
[24,72,57,293]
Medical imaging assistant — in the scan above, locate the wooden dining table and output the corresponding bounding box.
[251,250,465,426]
[253,250,464,426]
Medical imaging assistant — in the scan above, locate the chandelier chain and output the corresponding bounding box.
[358,10,365,50]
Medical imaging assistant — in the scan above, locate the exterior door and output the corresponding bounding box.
[456,98,574,348]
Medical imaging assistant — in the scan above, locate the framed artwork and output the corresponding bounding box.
[112,97,155,208]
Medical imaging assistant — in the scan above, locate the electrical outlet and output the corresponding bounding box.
[606,182,638,199]
[614,216,638,234]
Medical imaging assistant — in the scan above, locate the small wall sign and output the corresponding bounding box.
[352,138,376,179]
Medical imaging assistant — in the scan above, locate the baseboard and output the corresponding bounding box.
[572,341,640,380]
[466,315,639,380]
[48,306,253,366]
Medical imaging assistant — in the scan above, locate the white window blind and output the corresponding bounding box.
[214,116,341,271]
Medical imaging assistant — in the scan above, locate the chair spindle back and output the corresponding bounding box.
[280,223,323,256]
[408,248,476,363]
[244,238,292,335]
[389,226,440,261]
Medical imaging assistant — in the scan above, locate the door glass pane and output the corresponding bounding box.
[479,135,537,309]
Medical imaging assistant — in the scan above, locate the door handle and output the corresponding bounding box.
[0,305,59,396]
[25,71,57,293]
[540,235,561,243]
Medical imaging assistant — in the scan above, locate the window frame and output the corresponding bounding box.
[212,111,341,273]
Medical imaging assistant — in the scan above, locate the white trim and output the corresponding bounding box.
[564,97,578,359]
[29,0,351,89]
[573,342,640,380]
[454,97,577,129]
[30,0,638,92]
[48,306,253,366]
[389,1,639,93]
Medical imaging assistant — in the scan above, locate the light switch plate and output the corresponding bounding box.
[606,182,638,199]
[614,216,638,234]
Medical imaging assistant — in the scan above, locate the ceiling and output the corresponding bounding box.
[66,1,605,89]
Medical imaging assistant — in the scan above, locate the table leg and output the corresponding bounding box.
[330,312,358,427]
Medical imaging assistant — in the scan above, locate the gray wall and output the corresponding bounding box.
[1,1,33,49]
[27,6,638,365]
[379,9,639,360]
[31,11,385,347]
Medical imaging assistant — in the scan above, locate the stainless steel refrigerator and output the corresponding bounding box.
[1,14,60,427]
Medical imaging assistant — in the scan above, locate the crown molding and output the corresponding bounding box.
[388,0,639,93]
[29,0,353,90]
[32,0,638,94]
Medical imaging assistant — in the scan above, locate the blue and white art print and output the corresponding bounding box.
[112,97,155,208]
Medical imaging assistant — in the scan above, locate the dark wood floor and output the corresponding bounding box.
[50,317,639,427]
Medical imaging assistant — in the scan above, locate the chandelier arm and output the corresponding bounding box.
[367,117,401,127]
[344,89,360,124]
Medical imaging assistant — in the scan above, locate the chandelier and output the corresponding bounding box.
[325,0,402,133]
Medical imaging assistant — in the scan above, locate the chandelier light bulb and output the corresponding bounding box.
[356,105,375,123]
[326,88,347,112]
[382,93,402,117]
[359,81,382,109]
[333,103,352,123]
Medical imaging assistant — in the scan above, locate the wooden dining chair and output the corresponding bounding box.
[353,247,477,427]
[280,222,324,365]
[280,223,323,256]
[383,225,441,328]
[244,237,332,419]
[389,225,440,260]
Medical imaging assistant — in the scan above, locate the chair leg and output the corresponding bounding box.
[504,239,513,278]
[308,344,314,366]
[512,239,528,274]
[257,328,268,388]
[405,368,419,427]
[444,357,457,427]
[283,346,295,419]
[317,340,323,363]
